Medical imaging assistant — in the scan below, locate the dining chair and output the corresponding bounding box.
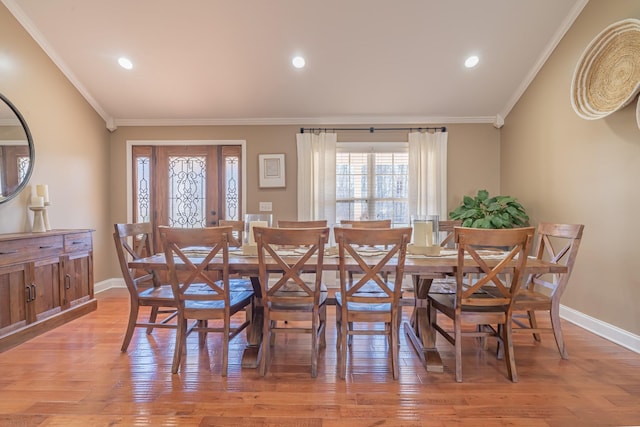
[438,220,463,248]
[509,222,584,359]
[339,219,393,284]
[278,220,328,228]
[253,226,330,377]
[218,220,244,247]
[113,222,178,352]
[159,226,254,375]
[428,226,534,382]
[335,226,411,380]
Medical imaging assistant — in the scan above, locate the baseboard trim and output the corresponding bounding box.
[95,278,125,294]
[560,304,640,354]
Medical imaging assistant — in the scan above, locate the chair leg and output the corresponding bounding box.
[172,317,187,374]
[319,305,327,349]
[454,317,463,383]
[528,310,542,342]
[311,312,318,378]
[259,312,271,376]
[502,321,518,382]
[339,306,348,379]
[198,320,208,348]
[146,306,159,334]
[391,311,399,380]
[550,303,569,359]
[222,317,230,377]
[335,303,342,350]
[121,303,140,352]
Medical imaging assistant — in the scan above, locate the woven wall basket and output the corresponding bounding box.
[571,18,640,120]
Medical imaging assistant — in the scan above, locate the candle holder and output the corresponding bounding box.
[43,202,52,231]
[29,206,47,233]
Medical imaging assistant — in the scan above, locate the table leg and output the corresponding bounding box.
[403,274,443,372]
[241,276,263,368]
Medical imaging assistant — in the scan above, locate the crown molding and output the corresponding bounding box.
[112,115,497,128]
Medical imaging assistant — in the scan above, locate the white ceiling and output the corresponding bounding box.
[4,0,587,130]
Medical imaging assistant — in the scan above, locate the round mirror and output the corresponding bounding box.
[0,93,34,204]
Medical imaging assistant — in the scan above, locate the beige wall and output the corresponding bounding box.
[0,4,112,281]
[107,123,500,276]
[502,0,640,334]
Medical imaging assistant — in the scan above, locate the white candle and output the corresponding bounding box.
[413,222,433,247]
[248,221,268,245]
[36,185,49,203]
[31,196,44,207]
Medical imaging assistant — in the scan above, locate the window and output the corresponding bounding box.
[336,143,409,226]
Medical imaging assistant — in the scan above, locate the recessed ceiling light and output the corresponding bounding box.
[465,55,479,68]
[292,56,306,69]
[118,57,133,70]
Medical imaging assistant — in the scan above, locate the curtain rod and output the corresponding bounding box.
[299,126,446,134]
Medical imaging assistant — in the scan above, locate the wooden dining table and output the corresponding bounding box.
[129,247,567,372]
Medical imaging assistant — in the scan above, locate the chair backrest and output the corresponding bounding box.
[218,220,244,247]
[439,220,462,247]
[113,222,158,296]
[454,227,535,308]
[278,220,328,228]
[254,227,329,307]
[530,222,584,298]
[335,227,411,302]
[159,226,234,306]
[340,219,392,229]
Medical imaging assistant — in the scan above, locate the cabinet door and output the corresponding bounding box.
[30,257,62,321]
[62,252,93,307]
[0,263,28,335]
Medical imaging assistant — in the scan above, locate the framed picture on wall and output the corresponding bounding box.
[258,153,285,188]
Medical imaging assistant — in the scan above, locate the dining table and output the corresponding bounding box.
[128,246,567,372]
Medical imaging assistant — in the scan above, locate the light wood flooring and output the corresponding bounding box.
[0,288,638,426]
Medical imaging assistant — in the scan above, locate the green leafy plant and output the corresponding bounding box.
[449,189,529,229]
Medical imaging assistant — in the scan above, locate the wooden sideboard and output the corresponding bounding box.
[0,229,97,352]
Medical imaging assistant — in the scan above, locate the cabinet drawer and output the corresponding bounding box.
[64,232,92,253]
[0,235,63,265]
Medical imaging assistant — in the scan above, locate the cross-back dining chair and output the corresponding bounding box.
[159,226,254,376]
[113,222,178,352]
[339,219,393,284]
[428,226,535,382]
[334,226,411,380]
[438,220,463,248]
[218,220,244,247]
[253,226,330,377]
[510,222,584,359]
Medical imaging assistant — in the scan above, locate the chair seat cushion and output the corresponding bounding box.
[269,281,328,310]
[184,290,254,311]
[139,284,175,301]
[428,292,508,312]
[229,278,254,292]
[334,292,394,312]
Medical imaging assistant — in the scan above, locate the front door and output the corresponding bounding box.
[132,144,242,250]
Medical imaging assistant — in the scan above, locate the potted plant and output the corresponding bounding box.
[449,189,529,229]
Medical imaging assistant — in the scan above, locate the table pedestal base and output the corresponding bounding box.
[404,321,443,372]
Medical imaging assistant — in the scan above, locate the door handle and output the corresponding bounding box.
[211,210,217,215]
[25,285,32,303]
[65,274,71,289]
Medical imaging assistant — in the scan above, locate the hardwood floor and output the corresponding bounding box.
[0,288,638,426]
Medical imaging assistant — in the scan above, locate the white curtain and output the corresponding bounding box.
[408,131,448,219]
[296,132,337,224]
